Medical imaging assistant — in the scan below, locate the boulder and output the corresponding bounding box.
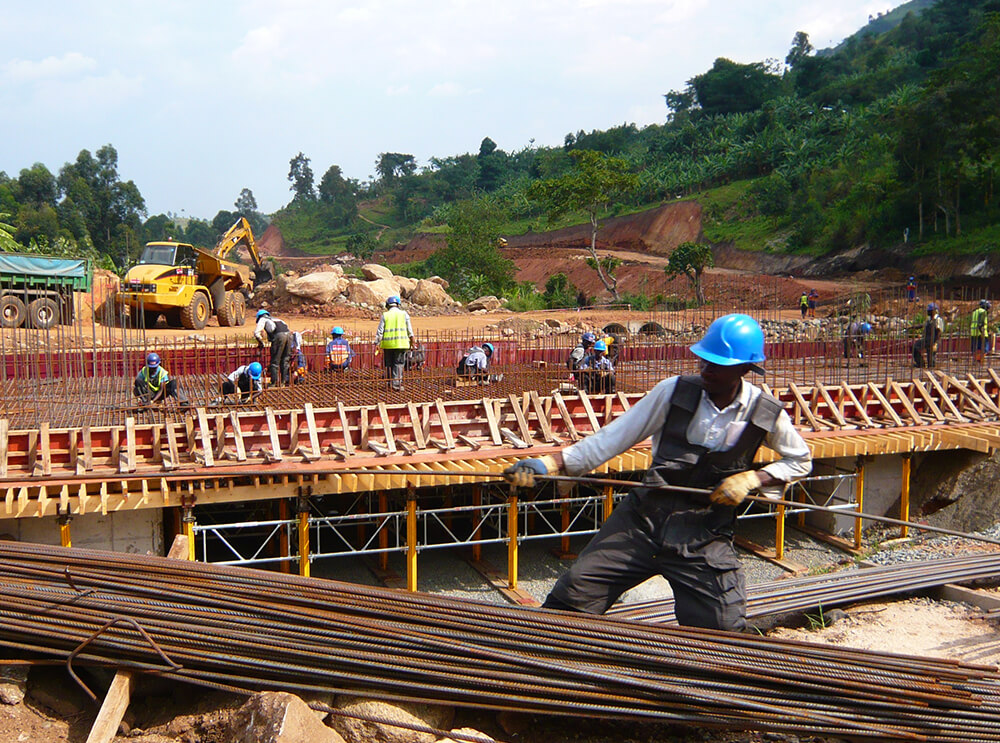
[427,275,450,289]
[284,272,349,305]
[346,278,399,307]
[361,263,394,281]
[228,692,345,743]
[328,697,453,743]
[396,275,418,298]
[466,295,502,312]
[0,665,27,705]
[409,279,455,307]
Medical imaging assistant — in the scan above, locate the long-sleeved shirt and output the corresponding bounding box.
[463,349,490,371]
[580,354,614,372]
[254,316,286,343]
[562,377,811,496]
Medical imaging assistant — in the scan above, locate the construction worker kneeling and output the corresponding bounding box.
[457,342,502,384]
[504,314,811,632]
[576,339,616,393]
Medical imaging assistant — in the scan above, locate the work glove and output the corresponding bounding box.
[710,470,762,506]
[504,454,560,488]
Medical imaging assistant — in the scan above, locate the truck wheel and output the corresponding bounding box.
[218,292,247,327]
[180,293,210,330]
[143,310,161,328]
[217,292,235,326]
[28,297,59,330]
[0,295,27,329]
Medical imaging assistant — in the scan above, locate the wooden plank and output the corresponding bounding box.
[889,381,924,426]
[40,423,52,476]
[500,427,530,449]
[866,383,904,427]
[816,385,847,428]
[213,414,227,460]
[950,373,1000,416]
[552,392,580,442]
[84,671,133,743]
[121,417,136,474]
[788,383,824,431]
[228,412,247,461]
[359,408,369,449]
[924,371,968,422]
[195,407,215,467]
[577,388,601,433]
[376,402,397,454]
[481,398,502,446]
[163,422,179,471]
[616,391,631,412]
[910,379,945,422]
[407,402,426,449]
[304,403,324,458]
[456,434,482,450]
[265,408,284,463]
[287,411,301,455]
[0,419,8,478]
[529,391,555,443]
[507,395,536,447]
[82,425,94,472]
[434,399,456,450]
[336,402,355,455]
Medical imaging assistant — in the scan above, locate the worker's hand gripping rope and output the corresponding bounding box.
[504,455,561,488]
[710,470,762,506]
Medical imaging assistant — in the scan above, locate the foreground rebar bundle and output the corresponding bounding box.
[610,551,1000,624]
[1,543,999,741]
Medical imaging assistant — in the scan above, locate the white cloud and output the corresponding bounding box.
[428,82,469,97]
[3,52,97,82]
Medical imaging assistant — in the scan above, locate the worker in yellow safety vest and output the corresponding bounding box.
[376,295,414,391]
[971,299,992,363]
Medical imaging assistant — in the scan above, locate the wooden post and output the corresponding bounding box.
[406,487,417,592]
[854,461,865,550]
[900,456,911,539]
[378,491,389,571]
[471,485,482,562]
[278,498,290,574]
[507,489,519,590]
[297,498,310,578]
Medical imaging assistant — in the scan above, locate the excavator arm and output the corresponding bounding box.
[215,217,273,287]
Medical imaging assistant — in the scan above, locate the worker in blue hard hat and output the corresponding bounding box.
[133,352,188,407]
[577,339,616,393]
[326,326,354,371]
[503,314,811,631]
[457,341,499,384]
[220,361,264,403]
[843,320,872,366]
[253,308,292,386]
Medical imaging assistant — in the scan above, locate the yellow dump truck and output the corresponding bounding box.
[117,218,272,329]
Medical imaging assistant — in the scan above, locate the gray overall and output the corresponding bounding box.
[543,376,782,631]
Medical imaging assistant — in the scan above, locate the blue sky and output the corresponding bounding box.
[1,1,892,219]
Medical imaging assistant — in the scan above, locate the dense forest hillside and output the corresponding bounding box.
[2,0,999,303]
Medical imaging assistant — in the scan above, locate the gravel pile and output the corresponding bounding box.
[867,520,1000,566]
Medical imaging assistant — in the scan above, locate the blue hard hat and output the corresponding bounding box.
[331,326,344,336]
[860,322,872,333]
[386,296,401,307]
[146,352,160,368]
[248,362,263,380]
[593,340,607,352]
[690,314,765,369]
[483,342,494,356]
[581,332,597,344]
[927,303,937,312]
[909,276,915,281]
[256,309,270,320]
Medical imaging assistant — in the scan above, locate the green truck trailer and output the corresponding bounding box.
[0,253,93,329]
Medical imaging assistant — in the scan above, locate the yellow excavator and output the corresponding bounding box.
[117,218,273,329]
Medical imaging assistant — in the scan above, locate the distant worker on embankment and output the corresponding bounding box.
[376,295,414,392]
[134,353,188,407]
[504,314,812,631]
[971,299,991,364]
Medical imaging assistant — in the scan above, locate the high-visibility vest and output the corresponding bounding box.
[138,366,168,393]
[380,308,410,350]
[971,308,989,338]
[327,340,351,365]
[799,295,808,308]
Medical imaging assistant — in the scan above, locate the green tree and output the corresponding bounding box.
[183,218,215,247]
[666,241,714,305]
[432,194,515,297]
[785,31,814,69]
[475,137,506,191]
[318,165,359,227]
[287,152,315,202]
[689,58,784,116]
[375,152,417,183]
[0,212,20,251]
[345,231,378,261]
[234,188,267,234]
[528,150,638,300]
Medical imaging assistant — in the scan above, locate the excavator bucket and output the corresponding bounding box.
[252,265,273,287]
